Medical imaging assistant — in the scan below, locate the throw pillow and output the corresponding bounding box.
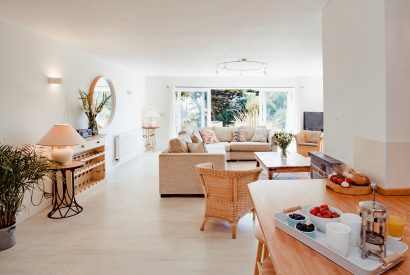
[187,142,207,153]
[199,129,219,144]
[178,131,193,143]
[251,128,268,143]
[168,138,184,153]
[305,131,321,143]
[231,130,241,142]
[237,127,247,142]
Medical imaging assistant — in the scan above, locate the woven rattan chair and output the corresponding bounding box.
[196,162,263,239]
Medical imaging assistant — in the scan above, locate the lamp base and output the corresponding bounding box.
[50,147,73,165]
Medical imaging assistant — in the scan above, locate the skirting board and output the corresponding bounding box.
[377,187,410,196]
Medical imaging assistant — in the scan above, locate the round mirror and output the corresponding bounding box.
[89,76,116,127]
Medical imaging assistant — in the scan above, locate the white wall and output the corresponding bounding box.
[322,0,387,165]
[145,76,323,149]
[0,17,146,220]
[322,0,410,189]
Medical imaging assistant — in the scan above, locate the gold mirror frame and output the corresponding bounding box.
[88,76,116,128]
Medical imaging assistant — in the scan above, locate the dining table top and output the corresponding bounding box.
[248,179,410,275]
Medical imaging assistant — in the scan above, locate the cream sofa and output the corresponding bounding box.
[159,126,277,196]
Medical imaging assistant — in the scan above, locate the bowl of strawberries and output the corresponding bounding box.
[308,204,342,232]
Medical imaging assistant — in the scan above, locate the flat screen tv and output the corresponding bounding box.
[303,112,323,132]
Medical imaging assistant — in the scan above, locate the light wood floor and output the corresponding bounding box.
[0,153,261,275]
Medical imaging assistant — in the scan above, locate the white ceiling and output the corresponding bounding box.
[0,0,328,76]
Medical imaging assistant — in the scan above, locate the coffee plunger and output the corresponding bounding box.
[359,183,388,259]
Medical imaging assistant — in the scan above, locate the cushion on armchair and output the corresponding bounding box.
[305,131,322,143]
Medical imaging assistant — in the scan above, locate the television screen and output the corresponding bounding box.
[303,112,323,131]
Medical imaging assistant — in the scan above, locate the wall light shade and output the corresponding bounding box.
[47,77,63,84]
[37,124,85,164]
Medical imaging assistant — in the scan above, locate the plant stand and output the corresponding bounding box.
[47,161,84,219]
[142,126,159,152]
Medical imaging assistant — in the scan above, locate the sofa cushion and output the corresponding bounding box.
[183,126,204,143]
[251,128,268,142]
[212,126,236,142]
[205,142,230,152]
[187,142,207,153]
[200,129,219,144]
[229,142,271,152]
[305,130,321,143]
[239,126,255,141]
[169,138,187,153]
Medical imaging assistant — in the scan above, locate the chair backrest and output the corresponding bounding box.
[196,163,262,201]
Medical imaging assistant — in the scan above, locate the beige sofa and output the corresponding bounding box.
[159,126,277,196]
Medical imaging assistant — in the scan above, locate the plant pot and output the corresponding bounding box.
[0,223,16,251]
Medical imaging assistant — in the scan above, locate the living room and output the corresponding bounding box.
[0,1,409,275]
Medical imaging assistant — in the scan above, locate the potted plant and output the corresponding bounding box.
[0,145,51,251]
[273,131,294,159]
[79,90,111,136]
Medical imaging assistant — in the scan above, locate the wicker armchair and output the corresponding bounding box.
[295,130,324,157]
[196,162,263,239]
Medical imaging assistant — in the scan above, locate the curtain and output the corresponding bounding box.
[168,85,177,139]
[285,88,297,134]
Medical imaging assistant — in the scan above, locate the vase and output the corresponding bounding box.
[88,116,98,136]
[280,147,288,159]
[0,223,16,251]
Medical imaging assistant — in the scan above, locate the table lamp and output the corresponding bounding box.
[37,124,85,165]
[144,110,160,127]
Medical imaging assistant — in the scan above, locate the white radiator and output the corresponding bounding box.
[115,130,140,161]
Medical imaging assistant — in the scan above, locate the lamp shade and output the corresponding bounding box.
[37,124,85,146]
[144,110,160,118]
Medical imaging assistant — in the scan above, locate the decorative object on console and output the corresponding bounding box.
[37,124,85,165]
[76,128,93,138]
[143,110,160,127]
[273,131,293,159]
[0,145,52,250]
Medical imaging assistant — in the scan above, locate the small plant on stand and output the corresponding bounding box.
[273,131,294,158]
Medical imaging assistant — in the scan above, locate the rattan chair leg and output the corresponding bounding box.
[231,222,237,239]
[252,209,256,220]
[200,217,208,231]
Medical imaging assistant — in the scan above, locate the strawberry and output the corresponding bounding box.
[320,204,329,210]
[323,214,331,218]
[320,208,328,215]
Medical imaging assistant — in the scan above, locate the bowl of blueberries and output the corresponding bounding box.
[296,222,316,238]
[287,213,306,227]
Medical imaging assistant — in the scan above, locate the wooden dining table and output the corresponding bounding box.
[248,179,410,275]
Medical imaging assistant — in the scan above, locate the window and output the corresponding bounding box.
[174,87,294,132]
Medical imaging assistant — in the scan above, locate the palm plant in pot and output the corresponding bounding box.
[0,145,51,251]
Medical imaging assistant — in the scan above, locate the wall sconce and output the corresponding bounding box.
[47,77,63,84]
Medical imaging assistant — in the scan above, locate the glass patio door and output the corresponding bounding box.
[175,89,210,132]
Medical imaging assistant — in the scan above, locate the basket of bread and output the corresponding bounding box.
[326,168,371,195]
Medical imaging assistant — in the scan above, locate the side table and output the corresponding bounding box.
[48,161,84,219]
[142,126,159,152]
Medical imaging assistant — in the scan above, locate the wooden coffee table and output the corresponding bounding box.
[254,152,311,180]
